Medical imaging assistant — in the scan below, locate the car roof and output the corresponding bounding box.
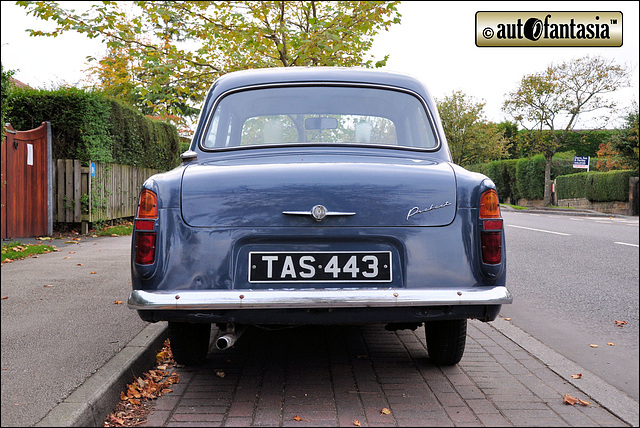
[209,67,431,98]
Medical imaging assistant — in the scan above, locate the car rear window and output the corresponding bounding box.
[201,86,438,150]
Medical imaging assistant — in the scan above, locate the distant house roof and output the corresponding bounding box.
[9,77,30,89]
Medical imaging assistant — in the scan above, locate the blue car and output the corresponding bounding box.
[128,67,512,366]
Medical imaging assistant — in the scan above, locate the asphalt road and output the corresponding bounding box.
[500,210,639,401]
[0,235,148,427]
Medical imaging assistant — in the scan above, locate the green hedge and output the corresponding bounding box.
[467,155,599,202]
[515,156,545,200]
[470,159,519,202]
[6,87,180,170]
[557,170,635,202]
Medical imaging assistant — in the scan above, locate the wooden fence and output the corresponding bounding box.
[53,160,158,232]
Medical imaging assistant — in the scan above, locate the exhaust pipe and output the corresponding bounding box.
[214,324,246,350]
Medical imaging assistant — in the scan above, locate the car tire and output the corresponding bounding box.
[424,319,467,365]
[168,322,211,366]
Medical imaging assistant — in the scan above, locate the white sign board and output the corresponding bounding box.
[573,156,590,171]
[27,144,34,166]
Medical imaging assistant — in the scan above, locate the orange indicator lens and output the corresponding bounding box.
[137,190,158,219]
[480,189,500,219]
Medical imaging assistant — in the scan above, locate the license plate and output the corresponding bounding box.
[249,251,392,283]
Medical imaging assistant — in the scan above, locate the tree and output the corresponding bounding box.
[597,101,639,172]
[18,1,401,122]
[1,64,17,138]
[436,90,510,166]
[496,120,520,158]
[503,55,632,205]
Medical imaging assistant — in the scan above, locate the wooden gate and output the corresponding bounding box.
[1,122,53,239]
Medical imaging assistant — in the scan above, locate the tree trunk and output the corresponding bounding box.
[543,154,553,206]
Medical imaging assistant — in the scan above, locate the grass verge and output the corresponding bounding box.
[93,222,133,237]
[1,242,55,264]
[501,203,529,210]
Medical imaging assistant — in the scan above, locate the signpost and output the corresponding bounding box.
[573,156,590,172]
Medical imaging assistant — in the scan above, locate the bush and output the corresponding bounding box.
[483,159,518,202]
[557,170,634,202]
[468,153,603,203]
[516,155,546,200]
[6,87,180,170]
[556,172,589,199]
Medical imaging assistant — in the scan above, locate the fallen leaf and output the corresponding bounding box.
[571,373,583,379]
[3,259,13,263]
[161,388,172,394]
[64,256,71,259]
[43,284,54,288]
[614,320,627,327]
[90,271,97,274]
[114,300,123,305]
[503,317,512,321]
[607,342,616,346]
[111,234,118,237]
[1,296,8,300]
[68,251,75,254]
[77,263,84,266]
[293,415,302,421]
[215,370,225,378]
[137,377,147,389]
[563,394,579,405]
[108,414,125,425]
[354,420,361,426]
[578,399,590,406]
[381,407,391,415]
[589,344,599,348]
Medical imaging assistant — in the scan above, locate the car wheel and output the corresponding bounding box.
[424,319,467,365]
[168,322,211,365]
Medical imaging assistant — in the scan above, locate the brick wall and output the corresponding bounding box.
[555,198,631,215]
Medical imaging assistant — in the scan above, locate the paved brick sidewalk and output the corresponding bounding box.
[141,321,629,427]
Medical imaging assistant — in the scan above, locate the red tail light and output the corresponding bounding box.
[134,190,158,265]
[480,189,502,265]
[135,232,156,265]
[481,232,502,264]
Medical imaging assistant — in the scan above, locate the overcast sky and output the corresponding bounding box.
[1,1,638,128]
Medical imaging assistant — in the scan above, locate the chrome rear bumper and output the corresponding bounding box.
[128,287,512,311]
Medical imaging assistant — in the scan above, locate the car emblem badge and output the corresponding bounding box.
[312,205,327,221]
[283,206,356,221]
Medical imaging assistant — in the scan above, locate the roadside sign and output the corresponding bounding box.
[573,156,590,172]
[90,162,96,178]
